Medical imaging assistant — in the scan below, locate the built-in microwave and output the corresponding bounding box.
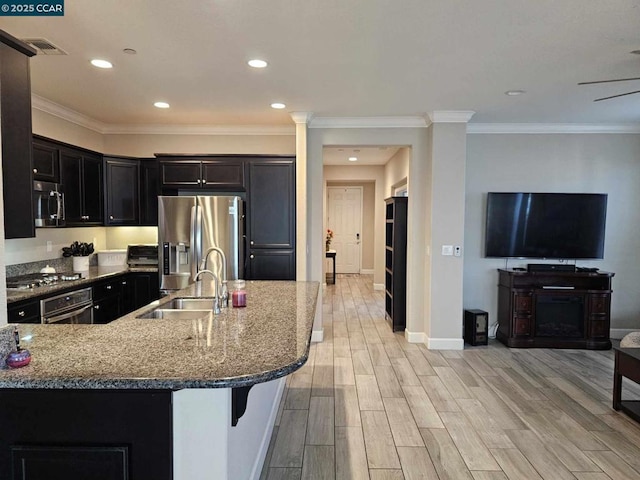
[33,180,65,227]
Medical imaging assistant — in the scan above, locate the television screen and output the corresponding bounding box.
[485,192,607,259]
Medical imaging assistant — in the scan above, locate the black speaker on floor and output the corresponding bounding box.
[464,309,488,346]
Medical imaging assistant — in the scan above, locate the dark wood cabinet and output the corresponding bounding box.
[159,157,245,191]
[496,269,614,349]
[92,276,123,324]
[139,159,159,226]
[61,150,103,226]
[122,272,160,314]
[105,157,139,225]
[8,298,40,324]
[246,159,296,280]
[384,197,408,331]
[0,389,172,480]
[32,137,60,183]
[0,32,36,239]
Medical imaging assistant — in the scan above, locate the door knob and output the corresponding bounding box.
[356,233,360,239]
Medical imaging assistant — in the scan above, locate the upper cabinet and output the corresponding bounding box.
[0,31,36,239]
[32,137,60,183]
[60,149,103,226]
[139,159,159,226]
[104,157,139,226]
[159,157,245,192]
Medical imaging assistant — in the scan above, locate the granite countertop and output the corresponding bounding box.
[0,280,319,390]
[7,266,159,303]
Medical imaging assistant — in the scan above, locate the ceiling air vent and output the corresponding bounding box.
[21,38,67,55]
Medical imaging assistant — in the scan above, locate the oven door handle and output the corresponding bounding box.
[44,303,93,324]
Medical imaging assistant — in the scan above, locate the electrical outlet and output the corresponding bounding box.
[441,245,453,256]
[454,246,462,257]
[46,241,52,252]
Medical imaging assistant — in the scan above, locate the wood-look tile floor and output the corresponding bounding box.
[261,274,640,480]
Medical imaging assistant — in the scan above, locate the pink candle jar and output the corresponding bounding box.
[231,280,246,308]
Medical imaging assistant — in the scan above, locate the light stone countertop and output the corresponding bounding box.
[0,280,319,390]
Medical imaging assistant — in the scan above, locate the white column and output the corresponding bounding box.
[422,111,474,349]
[290,112,312,281]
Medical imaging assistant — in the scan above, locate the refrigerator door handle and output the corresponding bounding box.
[190,205,200,281]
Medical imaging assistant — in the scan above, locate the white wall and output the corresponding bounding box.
[464,133,640,332]
[384,147,410,196]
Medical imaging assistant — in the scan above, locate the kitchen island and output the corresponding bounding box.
[0,280,319,480]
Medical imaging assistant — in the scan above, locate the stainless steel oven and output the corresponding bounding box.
[41,288,93,324]
[34,180,65,227]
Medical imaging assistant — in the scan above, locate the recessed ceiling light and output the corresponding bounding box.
[248,59,268,68]
[348,157,358,162]
[505,90,526,96]
[123,48,137,55]
[154,102,170,109]
[90,59,113,69]
[271,102,286,109]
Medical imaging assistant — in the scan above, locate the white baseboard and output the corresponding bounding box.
[251,377,286,480]
[360,269,374,275]
[611,328,638,340]
[373,283,384,291]
[311,329,324,343]
[427,337,464,350]
[405,330,426,343]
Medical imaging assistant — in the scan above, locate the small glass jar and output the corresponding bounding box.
[231,280,246,308]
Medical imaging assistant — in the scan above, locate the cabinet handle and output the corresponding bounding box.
[109,215,114,220]
[250,240,254,245]
[18,311,25,317]
[106,285,112,290]
[202,179,207,184]
[197,179,201,184]
[122,281,127,285]
[94,305,100,310]
[250,254,254,259]
[33,168,38,174]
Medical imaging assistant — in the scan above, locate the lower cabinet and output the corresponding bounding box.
[92,277,123,324]
[247,250,295,280]
[123,272,160,313]
[93,273,160,324]
[0,389,172,480]
[7,298,40,324]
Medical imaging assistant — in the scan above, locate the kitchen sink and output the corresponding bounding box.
[137,309,212,320]
[135,297,217,319]
[164,298,217,310]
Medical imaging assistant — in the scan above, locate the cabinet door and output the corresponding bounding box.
[140,159,159,225]
[93,296,121,324]
[8,299,40,324]
[1,40,35,239]
[59,150,84,224]
[130,272,160,311]
[247,160,295,249]
[247,250,295,280]
[32,139,59,183]
[82,154,103,224]
[11,445,128,480]
[160,161,201,188]
[105,158,139,225]
[201,160,245,190]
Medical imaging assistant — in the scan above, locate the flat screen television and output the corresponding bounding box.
[485,192,607,259]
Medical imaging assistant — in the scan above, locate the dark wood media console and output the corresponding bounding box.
[497,269,614,349]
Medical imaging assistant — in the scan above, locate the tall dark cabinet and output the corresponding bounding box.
[0,31,36,239]
[60,149,103,226]
[104,156,140,225]
[384,197,408,331]
[246,158,296,280]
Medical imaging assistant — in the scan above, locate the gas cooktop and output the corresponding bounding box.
[6,272,83,290]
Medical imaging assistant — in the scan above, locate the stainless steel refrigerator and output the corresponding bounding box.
[158,196,244,292]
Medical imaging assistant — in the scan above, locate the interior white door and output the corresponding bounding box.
[327,187,362,274]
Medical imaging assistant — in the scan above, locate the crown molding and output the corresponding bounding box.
[309,116,429,129]
[428,111,475,123]
[32,94,107,133]
[290,112,314,125]
[467,123,640,134]
[100,124,295,135]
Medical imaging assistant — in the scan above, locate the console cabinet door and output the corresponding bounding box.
[247,250,296,280]
[105,157,139,225]
[201,160,245,190]
[160,161,201,188]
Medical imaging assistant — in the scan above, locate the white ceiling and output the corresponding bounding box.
[1,0,640,127]
[323,146,401,166]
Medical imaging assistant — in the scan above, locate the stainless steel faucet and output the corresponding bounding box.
[200,247,229,307]
[193,269,221,314]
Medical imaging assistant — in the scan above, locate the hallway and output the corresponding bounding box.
[261,274,640,479]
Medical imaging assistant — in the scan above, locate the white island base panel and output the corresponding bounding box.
[173,377,285,480]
